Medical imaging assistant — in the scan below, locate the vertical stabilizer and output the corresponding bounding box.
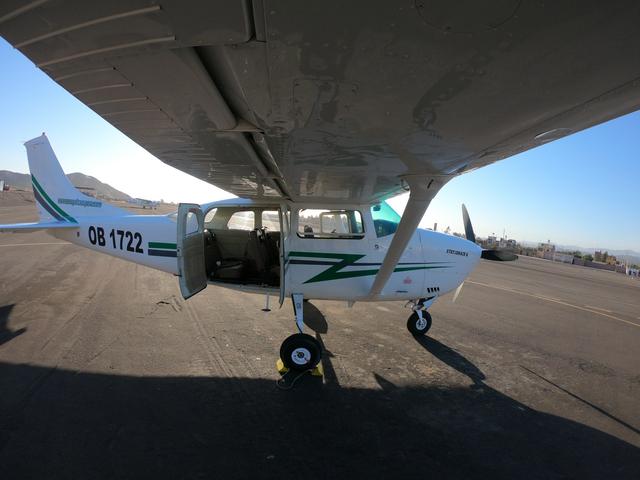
[25,134,126,222]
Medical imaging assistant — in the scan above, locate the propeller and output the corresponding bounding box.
[462,204,518,262]
[462,204,476,244]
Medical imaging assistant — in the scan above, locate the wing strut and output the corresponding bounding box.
[368,175,449,298]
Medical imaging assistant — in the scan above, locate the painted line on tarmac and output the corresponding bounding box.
[584,305,613,313]
[0,242,68,247]
[467,280,640,328]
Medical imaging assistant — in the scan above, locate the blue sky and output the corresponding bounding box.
[0,38,638,251]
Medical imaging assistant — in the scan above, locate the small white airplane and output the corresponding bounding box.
[1,1,637,372]
[0,135,514,371]
[128,197,159,209]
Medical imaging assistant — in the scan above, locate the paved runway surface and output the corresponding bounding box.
[1,201,639,479]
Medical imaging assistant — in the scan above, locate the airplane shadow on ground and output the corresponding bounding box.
[413,335,486,386]
[302,300,328,334]
[0,313,638,479]
[0,304,25,346]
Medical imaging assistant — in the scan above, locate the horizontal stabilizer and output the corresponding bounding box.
[0,221,79,233]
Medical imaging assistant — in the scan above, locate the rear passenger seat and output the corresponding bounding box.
[204,229,250,281]
[204,228,281,285]
[213,229,252,258]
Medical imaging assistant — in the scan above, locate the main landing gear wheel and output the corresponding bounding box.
[407,311,432,336]
[280,333,322,371]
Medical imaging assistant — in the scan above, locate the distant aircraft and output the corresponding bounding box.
[0,135,513,370]
[1,1,638,370]
[128,198,159,210]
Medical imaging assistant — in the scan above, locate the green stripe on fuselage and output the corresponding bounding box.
[288,251,452,284]
[31,175,77,223]
[148,242,177,250]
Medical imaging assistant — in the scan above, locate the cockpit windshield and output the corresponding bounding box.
[371,201,401,237]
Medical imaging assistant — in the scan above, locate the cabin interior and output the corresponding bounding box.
[203,206,282,287]
[201,203,399,287]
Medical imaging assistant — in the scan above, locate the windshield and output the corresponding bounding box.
[371,201,401,237]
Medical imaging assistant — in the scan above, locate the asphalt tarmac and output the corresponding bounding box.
[1,200,639,479]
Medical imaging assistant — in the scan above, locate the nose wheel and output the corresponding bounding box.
[406,297,435,336]
[407,310,432,336]
[280,333,322,371]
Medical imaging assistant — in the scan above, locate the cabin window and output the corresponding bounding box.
[371,201,401,237]
[204,208,217,224]
[185,211,199,234]
[261,210,280,231]
[297,209,364,239]
[227,211,255,230]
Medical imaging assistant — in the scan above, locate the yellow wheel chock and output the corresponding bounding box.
[276,358,324,377]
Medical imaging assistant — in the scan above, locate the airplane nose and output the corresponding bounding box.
[460,236,481,255]
[462,237,482,266]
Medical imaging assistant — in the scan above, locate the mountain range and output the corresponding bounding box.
[0,170,131,200]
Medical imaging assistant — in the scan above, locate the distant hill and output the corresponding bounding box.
[0,170,131,200]
[0,171,30,189]
[66,172,131,200]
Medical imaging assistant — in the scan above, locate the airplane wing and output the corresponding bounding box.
[1,1,639,204]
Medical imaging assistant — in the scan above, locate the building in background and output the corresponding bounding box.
[606,255,618,266]
[537,241,555,259]
[552,252,575,264]
[500,238,517,249]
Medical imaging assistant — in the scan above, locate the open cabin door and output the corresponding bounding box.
[177,203,207,299]
[279,204,291,305]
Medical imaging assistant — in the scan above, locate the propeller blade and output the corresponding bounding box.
[452,281,464,303]
[481,249,518,261]
[461,204,476,243]
[461,204,517,261]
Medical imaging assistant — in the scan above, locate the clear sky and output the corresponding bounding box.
[0,38,638,252]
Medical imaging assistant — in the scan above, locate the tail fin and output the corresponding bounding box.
[25,134,126,222]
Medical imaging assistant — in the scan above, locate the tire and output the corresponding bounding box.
[407,311,432,336]
[280,333,322,371]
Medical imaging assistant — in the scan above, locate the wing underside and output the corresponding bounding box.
[1,1,639,203]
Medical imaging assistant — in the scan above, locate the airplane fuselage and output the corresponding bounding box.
[51,207,481,302]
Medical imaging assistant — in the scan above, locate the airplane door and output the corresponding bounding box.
[278,204,289,305]
[177,203,207,299]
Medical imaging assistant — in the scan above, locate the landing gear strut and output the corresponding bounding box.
[279,293,322,371]
[406,297,434,336]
